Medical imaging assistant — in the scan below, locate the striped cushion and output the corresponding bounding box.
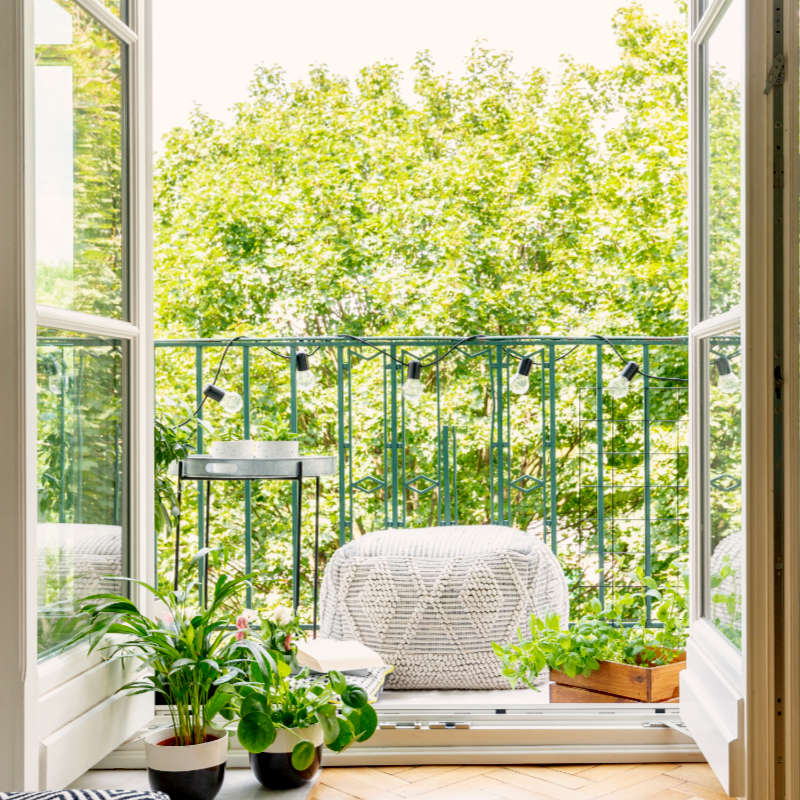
[319,525,568,689]
[0,793,169,800]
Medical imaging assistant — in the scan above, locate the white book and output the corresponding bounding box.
[295,638,385,673]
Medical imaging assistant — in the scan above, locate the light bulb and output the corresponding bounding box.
[220,390,243,414]
[715,356,739,395]
[607,375,630,399]
[402,360,423,404]
[607,361,639,399]
[510,356,533,395]
[718,372,739,394]
[295,352,316,391]
[203,383,243,415]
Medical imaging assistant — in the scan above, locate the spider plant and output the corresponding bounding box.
[71,573,252,746]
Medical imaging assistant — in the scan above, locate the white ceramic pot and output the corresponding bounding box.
[254,440,300,459]
[144,727,228,800]
[249,723,322,790]
[209,440,257,459]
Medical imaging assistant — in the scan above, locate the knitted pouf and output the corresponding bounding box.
[319,525,568,689]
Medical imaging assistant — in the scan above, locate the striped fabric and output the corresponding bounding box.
[319,525,569,689]
[0,793,169,800]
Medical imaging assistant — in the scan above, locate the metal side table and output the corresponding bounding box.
[174,454,336,633]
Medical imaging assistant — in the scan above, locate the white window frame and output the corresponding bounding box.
[0,0,152,789]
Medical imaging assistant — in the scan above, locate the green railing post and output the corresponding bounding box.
[243,344,252,607]
[195,345,205,603]
[289,344,299,611]
[547,343,558,553]
[442,423,451,525]
[494,344,506,524]
[389,344,400,527]
[596,343,605,608]
[643,344,653,624]
[336,345,349,544]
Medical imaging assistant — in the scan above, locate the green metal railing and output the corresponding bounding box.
[154,335,691,623]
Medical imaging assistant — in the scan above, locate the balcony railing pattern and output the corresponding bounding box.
[154,336,690,624]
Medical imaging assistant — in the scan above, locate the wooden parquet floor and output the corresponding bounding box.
[310,763,733,800]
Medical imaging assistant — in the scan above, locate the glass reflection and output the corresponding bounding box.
[706,333,742,648]
[37,329,127,657]
[34,0,127,319]
[705,0,743,316]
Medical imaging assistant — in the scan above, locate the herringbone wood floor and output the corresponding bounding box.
[310,763,733,800]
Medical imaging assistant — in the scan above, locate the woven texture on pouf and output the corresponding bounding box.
[319,524,569,689]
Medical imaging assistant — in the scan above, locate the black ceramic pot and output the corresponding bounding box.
[249,724,322,790]
[144,727,228,800]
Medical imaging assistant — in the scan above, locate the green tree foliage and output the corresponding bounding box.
[149,4,740,625]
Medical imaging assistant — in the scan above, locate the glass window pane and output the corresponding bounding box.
[704,0,743,317]
[704,332,742,648]
[34,0,128,319]
[37,328,128,658]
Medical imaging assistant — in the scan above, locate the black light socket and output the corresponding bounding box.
[621,361,639,381]
[203,383,225,403]
[715,356,732,376]
[296,352,310,372]
[516,356,533,377]
[407,360,422,380]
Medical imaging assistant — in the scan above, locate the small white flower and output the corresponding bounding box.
[241,608,260,625]
[272,605,293,626]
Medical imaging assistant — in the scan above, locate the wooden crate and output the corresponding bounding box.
[549,655,685,703]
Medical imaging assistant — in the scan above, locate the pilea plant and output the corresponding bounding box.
[234,638,377,770]
[493,570,688,688]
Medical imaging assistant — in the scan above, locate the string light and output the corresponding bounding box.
[203,383,243,414]
[402,360,423,403]
[295,351,316,391]
[607,361,640,399]
[715,356,739,395]
[509,356,533,395]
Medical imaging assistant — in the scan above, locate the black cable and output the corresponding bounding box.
[173,335,244,429]
[338,333,482,367]
[592,334,688,383]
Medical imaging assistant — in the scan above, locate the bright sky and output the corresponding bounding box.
[152,0,683,148]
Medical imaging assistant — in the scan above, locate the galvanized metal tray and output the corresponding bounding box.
[180,455,336,480]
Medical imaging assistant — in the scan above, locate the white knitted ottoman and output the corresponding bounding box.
[319,524,568,689]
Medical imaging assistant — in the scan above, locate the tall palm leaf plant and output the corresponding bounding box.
[72,573,253,746]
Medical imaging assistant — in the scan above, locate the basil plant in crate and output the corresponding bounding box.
[70,573,253,800]
[234,630,377,789]
[494,570,689,703]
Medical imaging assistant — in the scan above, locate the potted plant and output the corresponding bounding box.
[493,570,688,703]
[71,573,253,800]
[233,614,378,789]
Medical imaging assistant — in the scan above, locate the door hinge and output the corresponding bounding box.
[764,52,785,94]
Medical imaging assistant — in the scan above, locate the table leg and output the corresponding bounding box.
[313,476,320,639]
[293,463,303,615]
[174,475,183,591]
[204,479,211,607]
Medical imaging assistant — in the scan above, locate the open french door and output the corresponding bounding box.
[684,0,798,797]
[0,0,153,790]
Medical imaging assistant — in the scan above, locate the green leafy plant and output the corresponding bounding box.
[234,626,377,770]
[70,572,252,746]
[493,570,688,688]
[153,417,193,535]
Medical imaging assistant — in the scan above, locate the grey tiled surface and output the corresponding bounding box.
[69,769,316,799]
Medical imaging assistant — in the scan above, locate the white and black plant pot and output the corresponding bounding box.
[144,727,228,800]
[249,724,323,790]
